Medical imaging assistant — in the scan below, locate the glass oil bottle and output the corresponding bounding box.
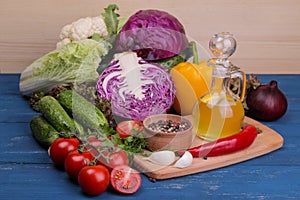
[192,32,246,141]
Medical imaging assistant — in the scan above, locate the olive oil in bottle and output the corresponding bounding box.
[192,32,246,141]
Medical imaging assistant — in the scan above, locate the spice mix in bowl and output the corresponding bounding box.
[143,114,194,151]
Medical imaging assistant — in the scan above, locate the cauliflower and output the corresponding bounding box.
[56,16,108,49]
[56,38,71,49]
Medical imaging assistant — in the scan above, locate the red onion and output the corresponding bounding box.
[246,80,288,121]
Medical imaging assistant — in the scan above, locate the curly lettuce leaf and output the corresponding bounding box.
[102,4,120,37]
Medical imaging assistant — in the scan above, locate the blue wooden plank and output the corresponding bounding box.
[0,74,300,199]
[1,74,299,124]
[0,74,21,96]
[0,163,147,200]
[0,123,50,164]
[0,124,297,198]
[0,95,37,123]
[0,163,299,200]
[0,120,297,169]
[249,74,300,97]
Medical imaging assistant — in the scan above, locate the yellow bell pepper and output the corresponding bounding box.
[170,61,212,115]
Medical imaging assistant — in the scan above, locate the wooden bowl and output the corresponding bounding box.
[143,114,194,151]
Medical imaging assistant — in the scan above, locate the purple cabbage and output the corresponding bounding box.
[114,9,189,61]
[96,52,176,121]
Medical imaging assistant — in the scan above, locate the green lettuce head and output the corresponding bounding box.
[20,39,111,96]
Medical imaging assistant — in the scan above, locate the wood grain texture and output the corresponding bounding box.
[0,74,300,199]
[134,117,284,180]
[1,0,300,74]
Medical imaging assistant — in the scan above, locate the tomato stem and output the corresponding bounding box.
[80,138,111,163]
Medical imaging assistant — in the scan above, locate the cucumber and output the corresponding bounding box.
[74,120,85,136]
[57,90,108,130]
[39,95,77,133]
[30,116,60,147]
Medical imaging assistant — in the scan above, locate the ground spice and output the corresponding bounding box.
[147,119,190,133]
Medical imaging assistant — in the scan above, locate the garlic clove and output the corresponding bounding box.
[173,151,193,168]
[143,150,176,166]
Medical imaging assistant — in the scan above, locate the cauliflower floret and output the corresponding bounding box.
[56,38,71,49]
[59,24,72,40]
[56,16,108,49]
[70,17,93,41]
[91,16,108,38]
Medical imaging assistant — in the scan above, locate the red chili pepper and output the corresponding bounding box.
[177,125,258,157]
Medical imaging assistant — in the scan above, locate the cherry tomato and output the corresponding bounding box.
[78,165,110,196]
[64,150,94,182]
[83,135,102,156]
[49,138,80,169]
[83,135,116,157]
[116,120,143,138]
[110,165,142,194]
[97,149,129,172]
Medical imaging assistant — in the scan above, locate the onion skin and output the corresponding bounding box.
[246,80,288,121]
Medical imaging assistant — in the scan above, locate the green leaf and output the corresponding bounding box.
[20,39,111,96]
[91,33,102,42]
[101,4,120,37]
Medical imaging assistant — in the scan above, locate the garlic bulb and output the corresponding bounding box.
[143,150,176,166]
[173,151,193,168]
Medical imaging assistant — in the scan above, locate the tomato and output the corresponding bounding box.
[116,120,143,138]
[83,137,113,159]
[83,135,102,156]
[86,135,104,148]
[64,150,94,182]
[97,149,129,172]
[78,165,110,196]
[49,138,80,168]
[110,165,142,194]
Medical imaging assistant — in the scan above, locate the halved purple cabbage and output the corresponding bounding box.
[96,52,176,121]
[114,9,189,61]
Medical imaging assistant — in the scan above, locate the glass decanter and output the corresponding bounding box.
[192,32,246,141]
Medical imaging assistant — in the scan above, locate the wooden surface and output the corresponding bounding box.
[134,117,284,180]
[1,0,300,74]
[0,74,300,199]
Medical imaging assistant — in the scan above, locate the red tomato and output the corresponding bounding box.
[83,135,116,156]
[116,120,143,138]
[86,135,102,148]
[97,149,129,172]
[49,138,80,169]
[78,165,110,196]
[110,165,142,194]
[64,150,94,181]
[83,135,102,157]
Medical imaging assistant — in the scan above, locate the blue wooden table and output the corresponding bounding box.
[0,74,299,200]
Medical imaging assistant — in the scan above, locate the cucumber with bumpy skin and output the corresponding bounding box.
[74,120,85,136]
[39,95,77,133]
[30,115,60,147]
[57,90,108,130]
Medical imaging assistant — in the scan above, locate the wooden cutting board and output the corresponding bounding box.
[133,116,284,180]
